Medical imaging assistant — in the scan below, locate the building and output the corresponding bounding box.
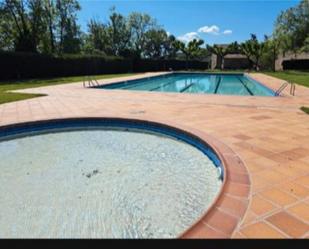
[275,51,309,71]
[210,44,251,70]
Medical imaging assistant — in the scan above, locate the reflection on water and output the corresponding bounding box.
[102,73,275,96]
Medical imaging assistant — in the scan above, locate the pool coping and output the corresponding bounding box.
[0,116,251,238]
[172,122,251,238]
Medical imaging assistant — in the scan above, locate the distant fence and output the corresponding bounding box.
[282,59,309,70]
[0,52,209,80]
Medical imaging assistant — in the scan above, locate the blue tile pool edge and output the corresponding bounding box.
[0,118,224,180]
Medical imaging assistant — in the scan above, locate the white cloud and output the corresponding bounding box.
[223,30,233,35]
[177,26,232,43]
[166,31,171,36]
[177,32,199,43]
[198,25,220,35]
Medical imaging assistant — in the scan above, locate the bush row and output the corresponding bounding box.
[0,52,209,80]
[282,59,309,70]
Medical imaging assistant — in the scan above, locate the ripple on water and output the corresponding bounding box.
[0,129,222,238]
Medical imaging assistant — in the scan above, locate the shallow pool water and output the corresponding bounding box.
[0,129,222,238]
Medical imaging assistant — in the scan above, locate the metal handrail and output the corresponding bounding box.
[290,83,296,96]
[275,81,296,96]
[275,82,289,96]
[83,76,100,88]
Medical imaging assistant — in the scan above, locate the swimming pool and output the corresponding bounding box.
[0,118,222,238]
[97,73,275,96]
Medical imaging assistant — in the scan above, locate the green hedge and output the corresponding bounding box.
[0,52,209,80]
[0,52,133,80]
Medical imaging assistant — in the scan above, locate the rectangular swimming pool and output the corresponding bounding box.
[96,73,276,96]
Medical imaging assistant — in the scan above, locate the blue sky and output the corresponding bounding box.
[78,0,299,45]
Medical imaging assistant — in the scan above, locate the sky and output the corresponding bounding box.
[77,0,300,45]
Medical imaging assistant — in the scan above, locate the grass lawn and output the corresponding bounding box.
[264,70,309,88]
[301,106,309,114]
[0,73,136,105]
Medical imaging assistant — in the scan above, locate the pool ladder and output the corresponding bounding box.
[275,81,296,96]
[83,76,100,88]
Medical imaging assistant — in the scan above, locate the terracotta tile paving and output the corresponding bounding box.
[233,134,252,140]
[296,175,309,188]
[240,210,258,226]
[239,221,286,238]
[250,175,272,193]
[202,208,240,235]
[260,188,298,207]
[277,181,309,199]
[287,202,309,222]
[256,169,289,184]
[224,182,250,198]
[275,166,307,180]
[232,231,246,238]
[266,211,309,237]
[1,72,309,238]
[250,195,279,216]
[216,194,249,217]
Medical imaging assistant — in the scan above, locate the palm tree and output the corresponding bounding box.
[207,42,238,70]
[173,39,204,70]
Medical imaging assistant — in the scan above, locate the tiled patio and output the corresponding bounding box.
[0,72,308,238]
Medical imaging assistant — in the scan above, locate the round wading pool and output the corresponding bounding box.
[0,118,223,238]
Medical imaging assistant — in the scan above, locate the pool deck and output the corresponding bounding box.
[1,72,309,238]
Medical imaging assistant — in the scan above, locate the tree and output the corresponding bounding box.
[128,12,157,58]
[263,35,281,71]
[108,7,131,56]
[240,34,265,71]
[0,4,14,51]
[206,43,238,70]
[300,37,309,52]
[0,0,46,52]
[164,35,177,59]
[42,0,57,54]
[187,39,205,59]
[56,0,81,54]
[0,0,82,54]
[84,19,110,55]
[274,0,309,53]
[143,29,171,59]
[173,39,204,70]
[61,17,82,53]
[83,9,175,59]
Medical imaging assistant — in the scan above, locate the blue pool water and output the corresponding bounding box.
[97,73,275,96]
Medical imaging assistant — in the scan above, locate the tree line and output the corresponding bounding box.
[0,0,181,59]
[0,0,308,71]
